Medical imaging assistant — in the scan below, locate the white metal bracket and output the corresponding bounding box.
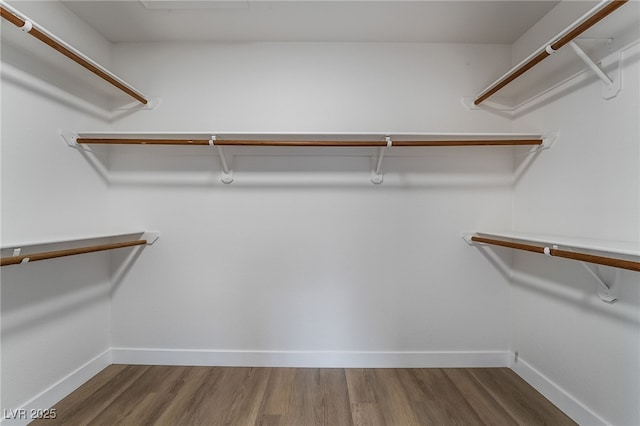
[568,41,621,100]
[210,136,233,184]
[60,129,79,148]
[371,136,392,184]
[141,231,160,245]
[539,131,558,151]
[581,262,618,303]
[462,232,476,245]
[19,19,33,33]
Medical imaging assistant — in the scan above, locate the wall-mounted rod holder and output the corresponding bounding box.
[371,136,392,184]
[580,262,618,303]
[567,41,621,99]
[210,136,233,184]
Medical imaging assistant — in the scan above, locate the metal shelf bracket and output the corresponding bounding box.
[568,41,621,100]
[371,136,392,184]
[581,262,619,303]
[210,136,233,184]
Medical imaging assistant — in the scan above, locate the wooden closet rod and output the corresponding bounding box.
[0,4,148,105]
[471,236,640,272]
[474,0,628,105]
[0,239,147,267]
[76,138,543,147]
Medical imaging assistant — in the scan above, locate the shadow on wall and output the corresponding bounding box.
[1,246,145,337]
[71,144,526,190]
[509,251,640,327]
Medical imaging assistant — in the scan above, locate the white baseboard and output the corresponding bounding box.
[1,350,111,426]
[110,348,509,368]
[510,354,607,426]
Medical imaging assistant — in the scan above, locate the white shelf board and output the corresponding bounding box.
[0,2,148,104]
[474,1,639,105]
[475,231,640,258]
[1,230,147,251]
[76,131,544,142]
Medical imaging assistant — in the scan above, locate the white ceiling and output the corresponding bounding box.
[62,1,560,44]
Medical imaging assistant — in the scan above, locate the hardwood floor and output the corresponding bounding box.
[32,366,576,425]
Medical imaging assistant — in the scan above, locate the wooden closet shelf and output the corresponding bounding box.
[0,231,159,267]
[466,231,640,272]
[68,132,546,147]
[474,0,628,105]
[0,2,149,104]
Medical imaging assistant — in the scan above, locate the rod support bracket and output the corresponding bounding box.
[371,136,392,184]
[141,231,160,245]
[568,41,621,100]
[540,132,558,151]
[580,262,618,303]
[462,232,476,245]
[210,136,233,184]
[60,129,79,148]
[19,19,33,32]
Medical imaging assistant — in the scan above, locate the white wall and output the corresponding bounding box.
[105,42,517,364]
[1,0,114,419]
[6,1,638,424]
[510,5,640,424]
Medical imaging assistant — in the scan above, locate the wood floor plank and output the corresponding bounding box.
[345,369,377,404]
[153,366,224,425]
[114,366,193,426]
[368,369,422,426]
[256,367,297,417]
[174,367,268,426]
[87,365,180,425]
[287,368,325,426]
[324,369,354,426]
[32,365,151,426]
[219,367,272,426]
[29,364,127,426]
[397,368,483,425]
[41,366,577,426]
[444,368,518,426]
[469,368,576,426]
[350,402,385,426]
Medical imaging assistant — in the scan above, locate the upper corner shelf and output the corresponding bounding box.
[0,1,149,105]
[473,0,629,106]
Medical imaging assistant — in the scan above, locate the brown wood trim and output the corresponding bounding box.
[77,138,211,145]
[0,5,148,105]
[474,0,628,105]
[214,140,389,147]
[391,139,542,146]
[471,235,640,272]
[550,247,640,272]
[550,1,628,51]
[77,138,542,147]
[1,240,147,267]
[471,236,547,255]
[0,6,23,26]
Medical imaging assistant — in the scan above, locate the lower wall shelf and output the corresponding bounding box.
[0,231,159,267]
[464,231,640,303]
